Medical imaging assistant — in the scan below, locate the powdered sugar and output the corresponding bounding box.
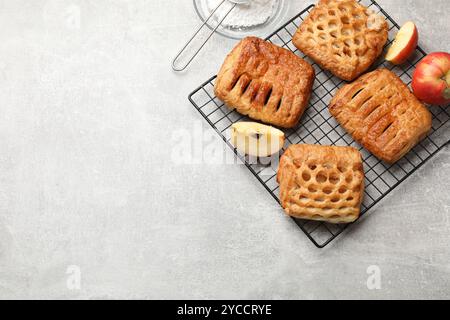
[366,9,386,31]
[207,0,279,29]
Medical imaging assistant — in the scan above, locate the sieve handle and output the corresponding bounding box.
[172,0,237,72]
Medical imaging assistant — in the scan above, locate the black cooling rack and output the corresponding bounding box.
[188,0,450,248]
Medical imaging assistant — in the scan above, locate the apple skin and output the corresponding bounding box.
[386,22,419,65]
[412,52,450,105]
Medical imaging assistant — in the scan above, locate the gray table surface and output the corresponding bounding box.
[0,0,449,299]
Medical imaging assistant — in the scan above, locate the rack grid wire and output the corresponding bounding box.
[188,0,450,248]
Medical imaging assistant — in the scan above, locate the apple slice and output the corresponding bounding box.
[230,122,285,157]
[386,21,418,65]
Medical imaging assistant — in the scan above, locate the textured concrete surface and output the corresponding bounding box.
[0,0,449,299]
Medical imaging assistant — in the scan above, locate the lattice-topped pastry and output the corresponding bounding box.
[215,37,315,128]
[329,69,432,163]
[293,0,388,81]
[277,144,364,224]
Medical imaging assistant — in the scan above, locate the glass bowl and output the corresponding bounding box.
[193,0,290,39]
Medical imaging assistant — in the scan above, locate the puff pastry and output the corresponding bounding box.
[329,69,432,163]
[293,0,388,81]
[215,37,315,128]
[277,144,364,224]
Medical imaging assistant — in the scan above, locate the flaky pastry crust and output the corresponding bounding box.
[329,69,432,163]
[293,0,388,81]
[277,144,364,224]
[215,37,315,128]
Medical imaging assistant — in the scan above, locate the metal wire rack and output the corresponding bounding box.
[188,0,450,248]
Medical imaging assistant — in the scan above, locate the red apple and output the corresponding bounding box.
[385,21,418,65]
[412,52,450,105]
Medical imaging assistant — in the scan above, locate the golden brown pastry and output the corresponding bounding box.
[277,144,364,224]
[292,0,388,81]
[329,69,432,164]
[215,37,315,128]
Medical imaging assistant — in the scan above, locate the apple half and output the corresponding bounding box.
[385,21,418,65]
[230,122,285,157]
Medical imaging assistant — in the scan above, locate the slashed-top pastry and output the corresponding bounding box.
[293,0,388,81]
[277,144,364,224]
[215,37,315,128]
[329,69,432,163]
